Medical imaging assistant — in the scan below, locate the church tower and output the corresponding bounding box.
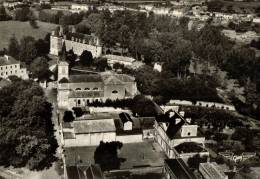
[50,27,64,56]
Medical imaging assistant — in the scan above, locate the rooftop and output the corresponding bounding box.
[69,91,104,98]
[103,54,136,63]
[165,159,197,179]
[66,165,104,179]
[69,74,103,83]
[0,55,19,66]
[200,162,227,179]
[73,119,116,134]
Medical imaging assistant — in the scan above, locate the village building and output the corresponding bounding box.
[50,27,102,58]
[199,162,229,179]
[62,112,152,147]
[57,59,138,108]
[0,55,29,80]
[164,159,197,179]
[103,54,136,68]
[154,110,206,158]
[66,164,104,179]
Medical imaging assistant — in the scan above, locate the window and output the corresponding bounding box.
[93,87,98,90]
[85,88,90,90]
[78,99,81,105]
[6,72,7,75]
[187,132,190,136]
[10,71,12,74]
[0,67,2,70]
[75,88,81,91]
[15,65,17,68]
[1,72,2,76]
[112,90,118,94]
[6,66,7,69]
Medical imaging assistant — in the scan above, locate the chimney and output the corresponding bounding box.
[186,118,191,124]
[4,55,9,60]
[169,111,175,118]
[175,118,181,124]
[179,111,185,117]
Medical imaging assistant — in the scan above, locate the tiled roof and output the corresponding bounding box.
[69,91,103,98]
[69,74,103,83]
[0,55,19,66]
[74,119,116,134]
[103,75,124,85]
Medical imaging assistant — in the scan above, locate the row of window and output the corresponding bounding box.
[74,88,119,94]
[0,65,18,70]
[0,70,18,76]
[75,87,98,91]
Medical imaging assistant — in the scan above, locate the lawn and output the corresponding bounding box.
[0,20,57,49]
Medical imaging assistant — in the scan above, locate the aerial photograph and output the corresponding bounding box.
[0,0,260,178]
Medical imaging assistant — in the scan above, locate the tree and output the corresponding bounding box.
[8,35,20,60]
[0,80,57,170]
[187,154,208,170]
[30,57,52,80]
[0,5,9,21]
[63,111,74,122]
[94,57,108,71]
[94,141,123,171]
[19,36,37,64]
[14,7,31,21]
[35,39,49,56]
[79,50,93,66]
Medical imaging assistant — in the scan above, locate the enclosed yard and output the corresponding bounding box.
[0,20,57,49]
[64,141,166,170]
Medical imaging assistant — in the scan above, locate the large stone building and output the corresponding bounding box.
[154,110,206,158]
[0,55,28,80]
[57,60,138,109]
[50,27,102,58]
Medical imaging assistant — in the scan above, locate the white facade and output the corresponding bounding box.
[0,55,28,80]
[50,30,102,58]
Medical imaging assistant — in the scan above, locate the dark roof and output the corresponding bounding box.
[67,165,104,179]
[69,74,103,83]
[59,77,69,83]
[140,117,155,129]
[165,159,197,179]
[0,55,19,66]
[119,112,133,123]
[166,119,185,140]
[69,91,104,98]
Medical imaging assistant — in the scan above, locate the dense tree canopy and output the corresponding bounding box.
[94,141,123,171]
[0,79,57,170]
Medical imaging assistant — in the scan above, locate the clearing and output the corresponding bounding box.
[0,20,57,49]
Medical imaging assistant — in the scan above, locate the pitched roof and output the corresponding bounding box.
[59,77,69,83]
[165,159,196,179]
[66,165,104,179]
[103,75,124,85]
[0,55,19,66]
[74,119,116,134]
[69,91,103,98]
[69,74,103,83]
[119,112,133,123]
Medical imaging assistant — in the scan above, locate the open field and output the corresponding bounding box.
[0,20,57,49]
